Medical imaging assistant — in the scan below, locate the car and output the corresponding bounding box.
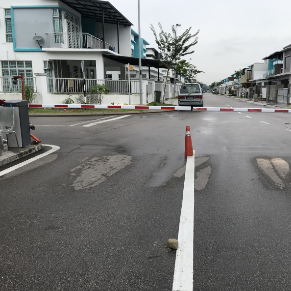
[178,83,203,107]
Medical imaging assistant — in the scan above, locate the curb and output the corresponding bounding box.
[29,109,174,117]
[0,144,42,167]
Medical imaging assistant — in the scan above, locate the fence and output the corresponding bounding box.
[277,88,288,103]
[48,78,140,95]
[0,77,36,93]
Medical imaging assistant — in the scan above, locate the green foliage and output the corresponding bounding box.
[175,60,203,83]
[24,84,37,103]
[87,84,109,104]
[76,84,109,104]
[150,23,199,103]
[210,82,217,89]
[234,69,243,81]
[62,97,74,104]
[227,87,233,95]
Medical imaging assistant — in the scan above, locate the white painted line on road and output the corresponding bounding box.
[70,116,114,126]
[246,116,252,118]
[83,115,130,127]
[172,151,195,291]
[261,121,270,125]
[0,144,60,177]
[238,112,242,114]
[34,125,68,127]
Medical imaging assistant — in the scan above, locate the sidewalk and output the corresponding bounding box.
[230,97,290,109]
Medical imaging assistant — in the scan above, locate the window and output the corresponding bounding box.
[106,74,112,80]
[180,84,201,94]
[5,9,12,42]
[53,9,63,44]
[285,56,291,72]
[1,61,34,92]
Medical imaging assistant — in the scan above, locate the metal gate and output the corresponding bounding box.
[277,88,288,103]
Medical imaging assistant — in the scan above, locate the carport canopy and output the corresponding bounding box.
[103,54,166,69]
[60,0,132,25]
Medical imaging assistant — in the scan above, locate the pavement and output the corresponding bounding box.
[1,93,291,290]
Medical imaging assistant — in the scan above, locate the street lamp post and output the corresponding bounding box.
[174,24,181,98]
[138,0,143,105]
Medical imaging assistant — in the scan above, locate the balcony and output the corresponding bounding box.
[44,33,115,51]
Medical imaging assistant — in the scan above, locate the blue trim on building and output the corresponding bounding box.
[131,29,138,36]
[14,48,43,52]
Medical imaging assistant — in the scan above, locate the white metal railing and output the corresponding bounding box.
[44,32,115,51]
[267,69,274,76]
[48,78,140,94]
[0,77,36,93]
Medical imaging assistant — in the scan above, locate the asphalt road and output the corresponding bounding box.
[1,93,291,290]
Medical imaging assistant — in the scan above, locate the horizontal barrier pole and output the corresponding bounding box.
[28,104,191,111]
[28,104,291,113]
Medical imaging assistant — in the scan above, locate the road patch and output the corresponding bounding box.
[71,155,132,190]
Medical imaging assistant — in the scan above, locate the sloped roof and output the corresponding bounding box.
[61,0,132,26]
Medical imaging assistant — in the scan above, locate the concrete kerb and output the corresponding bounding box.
[0,144,42,167]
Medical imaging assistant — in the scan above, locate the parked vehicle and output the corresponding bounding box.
[178,83,203,107]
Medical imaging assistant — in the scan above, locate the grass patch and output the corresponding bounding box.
[147,102,175,106]
[29,108,137,113]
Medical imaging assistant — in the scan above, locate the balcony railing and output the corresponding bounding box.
[44,33,115,51]
[267,69,274,76]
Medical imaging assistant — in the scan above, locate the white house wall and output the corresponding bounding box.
[96,22,131,56]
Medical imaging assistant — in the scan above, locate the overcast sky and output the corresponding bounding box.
[109,0,291,85]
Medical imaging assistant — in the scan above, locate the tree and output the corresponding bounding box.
[175,60,203,83]
[150,23,199,103]
[210,82,217,89]
[234,69,243,82]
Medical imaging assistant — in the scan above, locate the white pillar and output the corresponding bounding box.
[34,73,49,104]
[96,55,105,80]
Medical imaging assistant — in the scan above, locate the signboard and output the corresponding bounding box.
[129,64,134,71]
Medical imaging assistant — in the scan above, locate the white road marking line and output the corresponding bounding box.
[246,116,252,118]
[70,116,114,126]
[83,115,130,127]
[261,121,270,125]
[0,144,60,177]
[238,112,242,114]
[172,151,195,291]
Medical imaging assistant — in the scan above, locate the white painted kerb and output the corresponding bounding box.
[0,144,60,177]
[172,151,195,291]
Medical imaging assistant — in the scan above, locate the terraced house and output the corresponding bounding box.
[0,0,168,104]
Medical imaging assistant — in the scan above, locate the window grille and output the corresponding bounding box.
[65,12,80,48]
[5,9,12,42]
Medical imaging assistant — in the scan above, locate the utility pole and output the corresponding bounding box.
[138,0,143,105]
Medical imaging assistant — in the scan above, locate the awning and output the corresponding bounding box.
[262,50,283,60]
[103,54,166,68]
[61,0,132,26]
